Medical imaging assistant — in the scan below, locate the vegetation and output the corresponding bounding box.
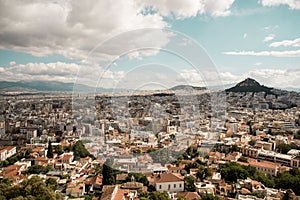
[196,165,212,181]
[53,145,64,155]
[26,165,55,174]
[45,178,58,191]
[102,159,120,185]
[220,162,249,182]
[71,140,91,160]
[220,162,300,195]
[275,168,300,195]
[277,143,292,154]
[201,194,220,200]
[184,176,196,192]
[248,139,256,146]
[0,175,63,199]
[125,172,149,186]
[47,140,53,158]
[140,191,170,200]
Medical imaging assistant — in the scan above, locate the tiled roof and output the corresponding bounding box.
[155,173,183,183]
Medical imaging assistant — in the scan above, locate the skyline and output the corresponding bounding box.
[0,0,299,90]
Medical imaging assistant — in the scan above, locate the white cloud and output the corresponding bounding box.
[0,61,127,88]
[179,68,300,88]
[243,33,247,39]
[9,61,16,66]
[0,1,168,60]
[0,0,236,61]
[254,62,262,66]
[260,0,300,9]
[201,0,235,16]
[223,49,300,57]
[141,0,235,18]
[263,34,275,42]
[270,38,300,47]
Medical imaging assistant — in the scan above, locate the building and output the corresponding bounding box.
[154,173,184,193]
[0,146,17,161]
[248,159,280,176]
[195,181,216,195]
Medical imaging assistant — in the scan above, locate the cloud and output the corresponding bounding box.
[201,0,235,17]
[9,61,16,66]
[270,38,300,47]
[0,1,168,60]
[179,68,300,88]
[223,49,300,57]
[243,33,247,39]
[142,0,235,18]
[263,34,275,42]
[260,0,300,9]
[0,0,236,61]
[0,61,128,88]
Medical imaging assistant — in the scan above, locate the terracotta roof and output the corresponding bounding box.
[178,192,201,200]
[248,159,279,169]
[155,173,183,183]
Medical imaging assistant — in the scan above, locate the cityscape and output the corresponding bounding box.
[0,0,300,200]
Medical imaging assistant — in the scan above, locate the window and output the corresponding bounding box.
[179,184,182,188]
[159,185,162,189]
[174,184,176,188]
[168,184,170,189]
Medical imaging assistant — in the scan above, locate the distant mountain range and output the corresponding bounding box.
[0,81,98,92]
[170,85,207,91]
[0,79,299,93]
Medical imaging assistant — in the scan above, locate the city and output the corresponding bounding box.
[0,78,299,199]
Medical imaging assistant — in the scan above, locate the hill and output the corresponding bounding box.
[171,85,207,91]
[0,81,96,92]
[225,78,273,94]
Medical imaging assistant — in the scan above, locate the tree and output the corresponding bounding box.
[238,156,248,163]
[0,175,63,199]
[196,166,212,181]
[184,176,196,192]
[201,194,220,200]
[277,143,292,154]
[72,141,90,160]
[53,145,64,155]
[248,140,256,146]
[220,162,249,182]
[125,173,149,186]
[45,178,58,191]
[140,191,170,200]
[102,159,118,185]
[47,140,53,158]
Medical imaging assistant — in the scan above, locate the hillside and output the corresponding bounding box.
[225,78,273,94]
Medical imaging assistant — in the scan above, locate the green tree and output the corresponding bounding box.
[201,194,220,200]
[248,140,256,146]
[184,176,196,192]
[45,178,58,191]
[220,162,249,182]
[72,141,90,160]
[53,145,63,155]
[102,159,118,185]
[140,191,170,200]
[125,173,149,186]
[196,166,212,181]
[47,140,53,158]
[277,143,292,154]
[0,175,63,199]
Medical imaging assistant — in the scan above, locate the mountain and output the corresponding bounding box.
[170,85,207,91]
[225,78,273,94]
[0,81,100,92]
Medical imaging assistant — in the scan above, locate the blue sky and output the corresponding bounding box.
[0,0,299,89]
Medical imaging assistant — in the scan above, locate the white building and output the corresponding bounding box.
[154,173,184,193]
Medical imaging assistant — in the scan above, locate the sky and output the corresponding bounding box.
[0,0,300,90]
